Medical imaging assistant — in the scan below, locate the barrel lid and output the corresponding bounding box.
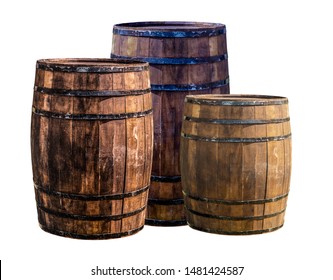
[113,21,226,38]
[185,94,289,106]
[36,58,149,73]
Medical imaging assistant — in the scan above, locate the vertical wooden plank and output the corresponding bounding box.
[124,117,145,192]
[143,108,153,188]
[217,33,228,54]
[142,69,150,89]
[151,92,162,176]
[99,120,115,195]
[228,142,243,201]
[112,73,124,91]
[73,72,88,90]
[86,73,100,91]
[98,73,113,91]
[187,37,210,57]
[126,36,138,56]
[163,38,175,57]
[47,117,61,192]
[160,92,175,175]
[71,120,86,195]
[34,68,45,88]
[124,72,138,91]
[149,37,163,58]
[188,64,210,84]
[137,36,150,57]
[43,70,53,88]
[174,38,188,57]
[112,34,121,55]
[109,95,126,196]
[84,120,100,195]
[119,35,129,56]
[149,65,162,85]
[266,140,285,199]
[209,36,219,56]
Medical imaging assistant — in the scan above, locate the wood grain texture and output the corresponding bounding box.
[111,22,230,226]
[31,58,153,239]
[180,94,292,235]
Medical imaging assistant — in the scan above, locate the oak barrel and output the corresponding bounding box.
[31,58,153,239]
[111,21,230,226]
[180,94,292,235]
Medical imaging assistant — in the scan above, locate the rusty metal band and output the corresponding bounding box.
[34,86,150,97]
[151,79,229,91]
[183,116,290,125]
[36,61,148,73]
[183,191,289,205]
[185,206,286,221]
[110,53,228,65]
[37,204,146,221]
[38,224,144,239]
[148,198,184,205]
[187,224,283,235]
[181,132,292,143]
[32,107,153,120]
[145,219,187,227]
[151,175,181,182]
[113,23,226,38]
[185,96,288,106]
[34,183,149,201]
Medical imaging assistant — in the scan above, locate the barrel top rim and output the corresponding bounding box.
[185,94,288,105]
[113,21,225,30]
[113,21,226,38]
[36,58,149,72]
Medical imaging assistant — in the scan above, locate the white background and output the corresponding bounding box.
[0,0,332,279]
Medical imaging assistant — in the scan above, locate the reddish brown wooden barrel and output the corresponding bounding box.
[111,21,230,226]
[31,58,153,239]
[180,94,292,235]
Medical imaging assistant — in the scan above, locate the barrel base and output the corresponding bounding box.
[145,219,187,227]
[38,224,144,240]
[187,223,284,235]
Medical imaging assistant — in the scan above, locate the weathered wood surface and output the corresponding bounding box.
[31,58,153,239]
[111,22,230,226]
[180,94,292,235]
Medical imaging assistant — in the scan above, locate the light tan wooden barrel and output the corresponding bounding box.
[111,21,230,226]
[31,58,153,239]
[180,94,292,235]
